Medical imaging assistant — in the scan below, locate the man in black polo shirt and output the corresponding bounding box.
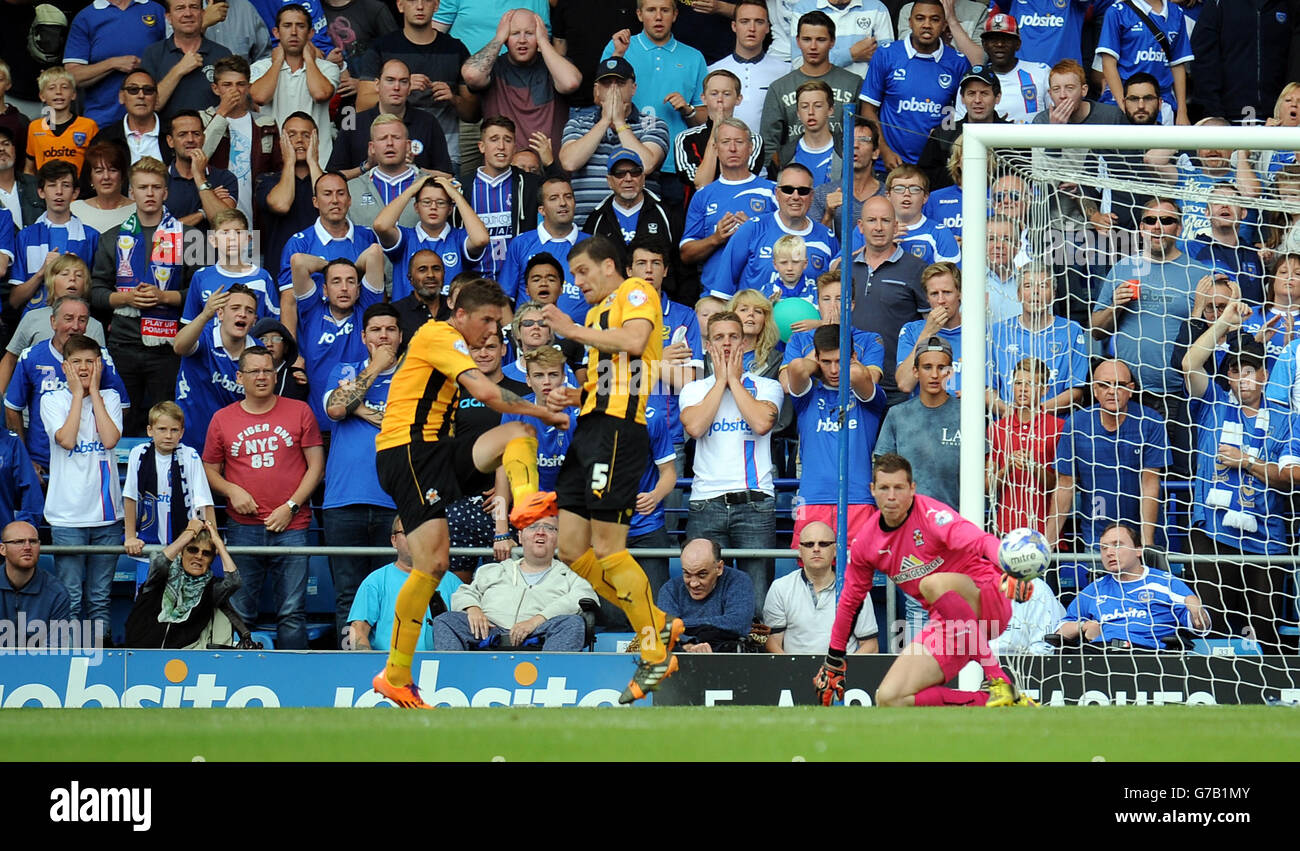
[142,0,233,122]
[850,195,928,405]
[328,59,453,179]
[164,110,238,228]
[254,112,322,275]
[352,0,476,171]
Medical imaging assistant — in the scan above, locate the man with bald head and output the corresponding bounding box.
[765,521,878,654]
[328,59,453,180]
[850,195,929,404]
[460,9,582,155]
[393,249,447,345]
[656,538,754,653]
[1048,358,1169,555]
[0,521,73,647]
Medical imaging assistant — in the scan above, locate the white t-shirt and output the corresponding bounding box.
[226,112,255,224]
[122,442,215,517]
[678,372,784,500]
[763,568,878,653]
[40,388,124,527]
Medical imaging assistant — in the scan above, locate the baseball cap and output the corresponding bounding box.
[595,56,636,82]
[959,65,1001,95]
[607,147,643,172]
[915,335,954,366]
[982,12,1020,38]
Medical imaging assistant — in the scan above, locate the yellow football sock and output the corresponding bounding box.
[385,569,439,686]
[502,436,540,503]
[598,550,669,663]
[569,548,626,609]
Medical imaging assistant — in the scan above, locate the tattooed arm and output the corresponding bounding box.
[325,346,398,421]
[461,12,511,90]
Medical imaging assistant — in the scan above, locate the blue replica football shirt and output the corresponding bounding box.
[181,265,282,328]
[628,401,676,538]
[9,217,99,314]
[704,213,838,299]
[1065,568,1199,649]
[496,224,589,323]
[987,314,1091,404]
[1053,402,1170,548]
[383,222,484,302]
[63,0,167,126]
[175,326,261,451]
[1189,381,1299,555]
[792,138,836,186]
[295,279,384,431]
[680,175,777,288]
[791,379,887,504]
[1095,0,1192,107]
[991,0,1091,65]
[277,220,377,292]
[648,296,703,447]
[500,393,577,493]
[923,185,962,237]
[321,359,396,509]
[859,38,969,166]
[469,167,517,282]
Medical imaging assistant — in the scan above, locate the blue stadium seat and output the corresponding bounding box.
[592,632,635,652]
[1190,638,1263,656]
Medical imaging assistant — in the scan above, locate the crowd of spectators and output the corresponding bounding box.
[0,0,1298,656]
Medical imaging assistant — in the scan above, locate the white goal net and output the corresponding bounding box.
[959,124,1300,704]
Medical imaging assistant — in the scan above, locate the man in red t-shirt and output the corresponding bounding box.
[202,345,324,649]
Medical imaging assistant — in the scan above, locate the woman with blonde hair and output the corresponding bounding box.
[725,288,782,379]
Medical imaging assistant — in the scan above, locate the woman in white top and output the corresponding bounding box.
[69,142,135,233]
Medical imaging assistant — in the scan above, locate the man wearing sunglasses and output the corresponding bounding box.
[87,71,174,169]
[704,162,838,300]
[1092,196,1212,477]
[765,521,878,655]
[581,148,674,257]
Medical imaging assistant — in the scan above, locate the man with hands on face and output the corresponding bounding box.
[164,110,239,228]
[680,310,783,613]
[42,334,124,642]
[249,4,340,169]
[203,345,324,650]
[346,114,423,230]
[328,59,454,181]
[603,0,708,211]
[256,113,324,276]
[172,282,262,452]
[461,9,581,157]
[559,57,669,220]
[373,171,489,303]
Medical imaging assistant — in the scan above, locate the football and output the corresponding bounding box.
[998,528,1051,581]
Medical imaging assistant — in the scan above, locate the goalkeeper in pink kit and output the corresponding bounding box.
[814,453,1036,707]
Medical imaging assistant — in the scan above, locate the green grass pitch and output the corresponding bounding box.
[3,706,1298,761]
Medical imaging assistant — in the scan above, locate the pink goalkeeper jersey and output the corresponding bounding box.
[830,494,1003,653]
